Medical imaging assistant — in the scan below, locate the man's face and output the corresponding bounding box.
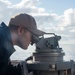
[18,27,32,49]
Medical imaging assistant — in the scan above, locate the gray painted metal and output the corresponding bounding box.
[23,33,75,75]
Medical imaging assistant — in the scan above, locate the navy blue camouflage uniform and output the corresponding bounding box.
[0,22,22,75]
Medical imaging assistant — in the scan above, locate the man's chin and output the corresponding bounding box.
[18,44,28,50]
[23,46,28,50]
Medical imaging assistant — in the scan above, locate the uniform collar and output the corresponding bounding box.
[1,22,15,56]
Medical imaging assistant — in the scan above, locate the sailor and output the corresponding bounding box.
[0,13,45,75]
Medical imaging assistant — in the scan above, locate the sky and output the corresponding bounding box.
[9,0,75,14]
[38,0,75,14]
[0,0,75,60]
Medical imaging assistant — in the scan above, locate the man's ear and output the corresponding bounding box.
[17,27,24,35]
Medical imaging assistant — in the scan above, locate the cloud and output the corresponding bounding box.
[0,0,47,24]
[34,8,75,44]
[14,0,40,8]
[0,0,75,45]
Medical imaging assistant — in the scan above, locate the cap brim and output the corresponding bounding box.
[31,29,46,36]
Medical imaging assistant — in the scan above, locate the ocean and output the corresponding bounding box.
[10,44,75,61]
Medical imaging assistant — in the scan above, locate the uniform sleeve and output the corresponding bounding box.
[0,32,6,60]
[0,32,21,75]
[0,32,9,74]
[5,62,22,75]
